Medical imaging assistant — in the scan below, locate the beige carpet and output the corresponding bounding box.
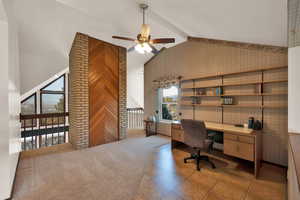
[13,130,169,200]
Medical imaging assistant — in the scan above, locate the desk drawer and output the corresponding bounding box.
[238,135,254,144]
[224,133,238,141]
[224,132,254,144]
[224,139,254,161]
[172,129,184,142]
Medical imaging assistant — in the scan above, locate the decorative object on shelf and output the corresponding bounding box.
[216,87,223,96]
[192,97,200,104]
[253,120,262,130]
[248,117,254,129]
[152,75,181,90]
[197,88,206,95]
[221,97,233,105]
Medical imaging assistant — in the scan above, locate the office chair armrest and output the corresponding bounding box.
[204,139,214,152]
[204,139,212,147]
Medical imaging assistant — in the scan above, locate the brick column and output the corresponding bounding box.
[288,0,300,47]
[119,47,127,139]
[69,33,89,149]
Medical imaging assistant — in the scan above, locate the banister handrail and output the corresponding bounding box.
[20,112,69,120]
[20,112,69,151]
[127,107,144,111]
[127,108,144,129]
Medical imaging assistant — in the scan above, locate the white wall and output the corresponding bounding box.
[288,46,300,133]
[127,53,144,108]
[0,18,11,200]
[0,0,21,199]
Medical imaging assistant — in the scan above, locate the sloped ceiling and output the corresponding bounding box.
[10,0,287,94]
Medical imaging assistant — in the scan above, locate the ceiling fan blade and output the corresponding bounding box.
[127,45,135,53]
[151,38,175,44]
[149,44,159,55]
[112,36,136,41]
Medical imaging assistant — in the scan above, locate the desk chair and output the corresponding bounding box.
[181,119,216,171]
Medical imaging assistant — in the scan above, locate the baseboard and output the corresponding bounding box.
[5,153,21,200]
[262,160,287,169]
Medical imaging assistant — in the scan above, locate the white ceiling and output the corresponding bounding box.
[0,1,6,21]
[8,0,287,93]
[57,0,287,46]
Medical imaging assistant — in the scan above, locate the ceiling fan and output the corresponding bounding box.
[112,3,175,55]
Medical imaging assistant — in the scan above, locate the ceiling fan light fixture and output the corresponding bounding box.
[135,43,145,54]
[112,3,175,55]
[134,43,152,54]
[142,43,152,53]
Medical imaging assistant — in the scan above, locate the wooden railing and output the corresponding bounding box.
[127,108,144,129]
[20,112,69,151]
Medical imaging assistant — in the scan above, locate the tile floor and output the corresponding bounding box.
[12,130,286,200]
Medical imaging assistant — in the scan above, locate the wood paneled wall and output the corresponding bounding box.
[144,37,288,166]
[88,37,120,147]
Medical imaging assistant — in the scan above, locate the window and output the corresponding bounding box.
[40,75,65,125]
[160,86,179,121]
[40,75,65,114]
[21,94,37,127]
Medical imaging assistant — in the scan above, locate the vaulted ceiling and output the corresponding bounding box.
[8,0,287,93]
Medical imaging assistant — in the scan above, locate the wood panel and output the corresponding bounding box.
[88,37,119,146]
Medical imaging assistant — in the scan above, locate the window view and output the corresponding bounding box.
[161,86,178,121]
[21,94,36,115]
[41,76,65,114]
[21,94,36,127]
[42,76,65,91]
[40,75,65,125]
[41,94,65,113]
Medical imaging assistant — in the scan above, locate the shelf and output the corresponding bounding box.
[180,103,287,109]
[180,65,287,82]
[222,81,262,87]
[181,79,287,90]
[263,79,288,84]
[181,94,219,97]
[222,93,260,96]
[181,92,287,97]
[180,103,221,107]
[263,105,287,109]
[223,104,262,108]
[261,92,287,96]
[181,85,221,89]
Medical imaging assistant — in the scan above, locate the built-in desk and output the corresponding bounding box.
[171,121,262,177]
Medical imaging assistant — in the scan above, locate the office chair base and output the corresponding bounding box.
[184,151,216,171]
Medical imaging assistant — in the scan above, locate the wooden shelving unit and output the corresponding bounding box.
[180,103,287,109]
[181,65,287,82]
[179,65,288,123]
[181,92,287,97]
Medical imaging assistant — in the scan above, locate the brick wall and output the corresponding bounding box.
[69,33,89,149]
[288,0,300,47]
[69,32,128,148]
[119,47,127,139]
